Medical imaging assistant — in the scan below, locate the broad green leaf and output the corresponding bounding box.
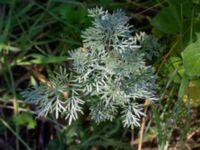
[167,0,192,18]
[151,0,192,34]
[151,6,181,33]
[182,33,200,77]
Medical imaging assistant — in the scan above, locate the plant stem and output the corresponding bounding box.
[130,128,134,148]
[3,0,20,148]
[7,64,20,150]
[138,106,147,150]
[190,6,195,43]
[0,118,31,150]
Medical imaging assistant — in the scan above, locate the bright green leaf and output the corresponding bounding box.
[14,113,36,129]
[182,33,200,77]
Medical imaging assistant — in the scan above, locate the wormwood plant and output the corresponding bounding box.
[21,7,158,128]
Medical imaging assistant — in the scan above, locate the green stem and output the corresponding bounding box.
[190,6,195,43]
[180,3,183,51]
[4,0,21,148]
[7,63,20,150]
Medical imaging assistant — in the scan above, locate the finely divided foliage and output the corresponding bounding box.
[21,7,157,128]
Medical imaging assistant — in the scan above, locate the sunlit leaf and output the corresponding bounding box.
[182,33,200,77]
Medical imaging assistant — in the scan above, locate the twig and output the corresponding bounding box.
[0,98,27,104]
[0,104,37,115]
[130,128,134,148]
[138,106,148,150]
[187,128,200,140]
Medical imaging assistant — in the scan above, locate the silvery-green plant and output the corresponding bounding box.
[21,7,158,128]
